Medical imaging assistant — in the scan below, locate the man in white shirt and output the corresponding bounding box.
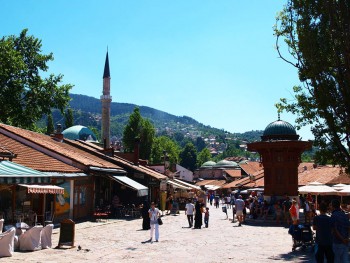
[185,199,195,228]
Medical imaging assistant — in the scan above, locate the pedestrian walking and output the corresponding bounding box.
[215,196,220,208]
[312,202,334,263]
[235,195,245,226]
[185,199,195,228]
[331,199,350,263]
[148,202,161,242]
[141,200,150,230]
[204,207,210,228]
[194,201,203,229]
[210,193,214,206]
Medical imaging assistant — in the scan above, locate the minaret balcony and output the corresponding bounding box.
[100,95,112,100]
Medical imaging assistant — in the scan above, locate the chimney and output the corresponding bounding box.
[53,124,63,142]
[134,138,140,165]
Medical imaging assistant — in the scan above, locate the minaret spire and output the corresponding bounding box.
[101,50,112,149]
[103,49,110,79]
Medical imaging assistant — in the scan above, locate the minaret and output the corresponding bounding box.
[101,51,112,149]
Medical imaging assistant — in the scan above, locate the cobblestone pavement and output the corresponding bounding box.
[2,205,316,263]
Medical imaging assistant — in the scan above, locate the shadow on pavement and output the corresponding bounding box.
[273,247,314,262]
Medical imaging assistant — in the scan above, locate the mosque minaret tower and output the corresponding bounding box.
[101,51,112,149]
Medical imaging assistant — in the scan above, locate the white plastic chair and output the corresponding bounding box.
[0,219,4,233]
[0,227,15,257]
[19,225,43,251]
[41,224,53,249]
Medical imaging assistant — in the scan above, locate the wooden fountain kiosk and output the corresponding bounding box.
[247,117,312,198]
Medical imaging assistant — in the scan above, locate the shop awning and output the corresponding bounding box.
[0,160,51,184]
[167,180,190,190]
[111,176,148,197]
[173,178,201,190]
[18,184,64,194]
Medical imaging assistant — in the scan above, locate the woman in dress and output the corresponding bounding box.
[148,202,161,242]
[194,201,203,229]
[141,200,150,230]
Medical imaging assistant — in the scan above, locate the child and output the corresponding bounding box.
[204,207,210,228]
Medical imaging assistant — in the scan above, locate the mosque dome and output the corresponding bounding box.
[201,161,216,168]
[62,125,98,142]
[214,160,239,168]
[261,118,299,141]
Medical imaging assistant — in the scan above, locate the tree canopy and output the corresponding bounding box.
[197,148,211,167]
[64,108,74,129]
[150,136,180,165]
[180,143,197,171]
[0,29,72,129]
[274,0,350,171]
[122,107,155,160]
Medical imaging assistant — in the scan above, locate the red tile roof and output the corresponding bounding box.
[66,139,166,180]
[222,170,264,189]
[239,161,263,175]
[195,180,226,187]
[224,169,242,178]
[298,165,348,185]
[0,124,122,171]
[0,133,81,173]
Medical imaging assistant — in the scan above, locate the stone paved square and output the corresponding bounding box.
[3,205,317,263]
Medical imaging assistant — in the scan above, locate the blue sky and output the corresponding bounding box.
[1,1,313,140]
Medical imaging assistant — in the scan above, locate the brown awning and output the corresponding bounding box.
[18,184,64,194]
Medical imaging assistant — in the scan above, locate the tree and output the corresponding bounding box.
[140,119,155,160]
[274,0,350,171]
[197,148,211,167]
[0,29,72,129]
[180,143,197,171]
[150,136,180,165]
[195,137,206,152]
[65,108,74,129]
[46,113,54,135]
[123,107,142,152]
[122,107,155,160]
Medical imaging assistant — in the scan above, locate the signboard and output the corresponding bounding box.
[58,219,75,248]
[55,182,70,215]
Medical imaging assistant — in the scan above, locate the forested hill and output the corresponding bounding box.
[66,93,263,140]
[70,94,197,125]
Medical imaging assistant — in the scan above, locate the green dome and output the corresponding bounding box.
[214,160,238,167]
[62,125,98,142]
[201,161,216,167]
[262,119,299,141]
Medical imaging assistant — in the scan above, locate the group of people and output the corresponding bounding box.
[312,199,350,263]
[185,199,209,229]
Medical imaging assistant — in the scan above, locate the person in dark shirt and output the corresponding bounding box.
[312,202,334,263]
[331,199,350,263]
[282,195,291,225]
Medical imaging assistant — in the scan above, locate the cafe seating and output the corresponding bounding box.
[27,211,38,226]
[0,219,4,233]
[19,225,43,251]
[93,206,109,222]
[0,227,15,257]
[44,211,54,226]
[41,224,54,249]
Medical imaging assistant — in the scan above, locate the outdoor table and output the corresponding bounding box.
[15,222,30,235]
[16,222,30,230]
